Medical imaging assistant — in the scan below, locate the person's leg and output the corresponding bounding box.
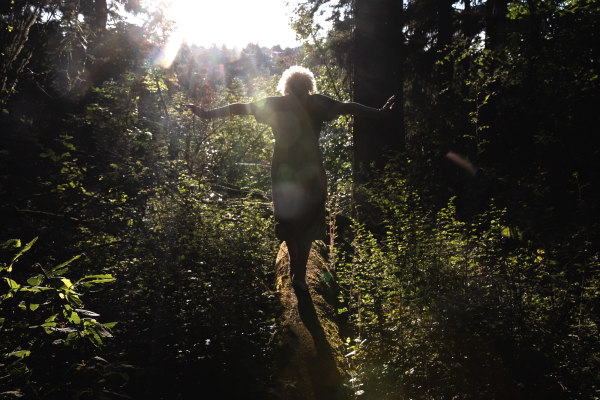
[286,237,298,279]
[290,239,312,290]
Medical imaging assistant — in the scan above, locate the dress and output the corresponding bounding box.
[252,94,338,242]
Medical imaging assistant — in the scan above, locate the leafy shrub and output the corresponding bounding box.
[337,168,600,400]
[1,238,126,399]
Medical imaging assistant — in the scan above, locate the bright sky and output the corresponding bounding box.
[165,0,301,49]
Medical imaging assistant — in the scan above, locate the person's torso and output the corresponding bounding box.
[270,95,324,169]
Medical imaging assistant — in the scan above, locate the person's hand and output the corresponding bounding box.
[185,104,211,120]
[378,95,396,118]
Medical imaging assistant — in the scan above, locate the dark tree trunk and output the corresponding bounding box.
[485,0,508,51]
[353,0,404,183]
[434,0,454,88]
[95,0,108,37]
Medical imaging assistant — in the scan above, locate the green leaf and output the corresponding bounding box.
[43,314,58,323]
[2,239,21,249]
[27,276,42,286]
[70,311,81,324]
[78,274,116,284]
[85,325,104,346]
[60,278,74,289]
[29,303,40,311]
[49,254,81,273]
[6,278,19,289]
[9,350,31,359]
[66,294,83,307]
[65,332,79,349]
[14,287,37,292]
[8,237,37,272]
[82,278,116,285]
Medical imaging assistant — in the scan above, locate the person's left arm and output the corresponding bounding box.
[315,94,395,120]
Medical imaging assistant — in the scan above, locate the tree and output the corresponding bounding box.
[353,0,404,178]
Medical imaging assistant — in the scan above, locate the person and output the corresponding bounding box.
[188,66,394,291]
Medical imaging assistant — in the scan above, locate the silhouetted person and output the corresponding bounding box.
[188,66,394,291]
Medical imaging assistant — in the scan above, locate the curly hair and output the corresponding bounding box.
[277,66,316,97]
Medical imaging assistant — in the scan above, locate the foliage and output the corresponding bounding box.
[89,166,281,398]
[2,0,600,398]
[336,167,600,399]
[1,238,125,398]
[1,10,288,394]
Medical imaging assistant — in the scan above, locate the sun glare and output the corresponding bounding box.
[150,0,334,68]
[165,0,299,48]
[153,0,300,67]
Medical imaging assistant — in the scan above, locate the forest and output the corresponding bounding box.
[1,0,599,398]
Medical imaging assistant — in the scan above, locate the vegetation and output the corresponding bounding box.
[1,0,599,398]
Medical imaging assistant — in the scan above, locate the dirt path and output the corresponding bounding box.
[268,241,348,400]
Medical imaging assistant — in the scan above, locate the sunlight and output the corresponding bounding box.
[164,0,299,49]
[153,0,301,68]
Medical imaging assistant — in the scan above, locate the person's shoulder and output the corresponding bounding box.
[252,96,284,124]
[253,96,284,110]
[309,93,334,101]
[308,93,339,107]
[307,94,340,120]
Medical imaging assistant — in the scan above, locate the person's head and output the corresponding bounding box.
[277,66,316,97]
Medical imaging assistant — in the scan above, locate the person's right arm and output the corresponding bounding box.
[186,103,254,119]
[186,97,281,120]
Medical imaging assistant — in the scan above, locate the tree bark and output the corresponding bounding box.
[353,0,404,182]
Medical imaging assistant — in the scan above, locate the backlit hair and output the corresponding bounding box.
[277,66,316,97]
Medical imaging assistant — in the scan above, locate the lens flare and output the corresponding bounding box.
[446,151,478,176]
[154,29,185,68]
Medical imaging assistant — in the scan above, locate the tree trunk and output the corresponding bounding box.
[353,0,404,182]
[0,3,41,104]
[485,0,508,51]
[95,0,108,37]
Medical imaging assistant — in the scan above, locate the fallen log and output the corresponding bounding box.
[269,241,348,400]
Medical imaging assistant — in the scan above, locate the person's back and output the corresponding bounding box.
[252,94,329,243]
[254,94,333,167]
[186,66,394,291]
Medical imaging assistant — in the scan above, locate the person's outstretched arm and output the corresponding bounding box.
[319,95,395,120]
[186,102,255,119]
